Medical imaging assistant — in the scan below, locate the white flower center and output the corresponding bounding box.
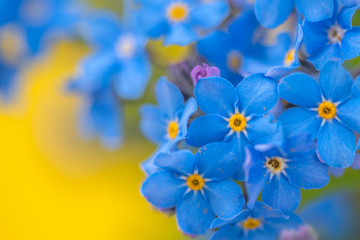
[115,35,136,59]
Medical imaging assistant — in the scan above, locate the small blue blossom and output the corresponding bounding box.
[266,25,303,79]
[138,0,230,46]
[210,201,302,240]
[197,10,298,82]
[254,0,333,28]
[141,144,245,235]
[67,51,123,149]
[278,61,360,168]
[80,10,151,99]
[140,77,197,175]
[302,3,360,70]
[244,134,329,213]
[186,74,279,179]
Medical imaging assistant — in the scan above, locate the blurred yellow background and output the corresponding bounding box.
[0,41,188,240]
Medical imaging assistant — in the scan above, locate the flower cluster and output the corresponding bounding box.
[137,0,360,239]
[1,0,360,239]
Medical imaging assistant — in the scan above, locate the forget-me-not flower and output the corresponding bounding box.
[140,77,197,175]
[245,134,329,213]
[186,74,279,179]
[141,144,245,235]
[302,3,360,70]
[278,61,360,168]
[138,0,230,46]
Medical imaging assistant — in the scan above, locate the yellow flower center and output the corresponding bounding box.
[227,50,242,72]
[167,3,188,22]
[318,102,336,119]
[167,121,179,139]
[242,217,261,230]
[187,174,205,190]
[265,157,286,174]
[229,114,247,132]
[284,48,295,66]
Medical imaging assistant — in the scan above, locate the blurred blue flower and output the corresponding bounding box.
[341,0,360,6]
[254,0,333,28]
[244,134,329,213]
[80,10,151,99]
[187,75,279,179]
[0,0,82,101]
[197,10,299,82]
[140,77,197,175]
[210,201,302,240]
[67,51,123,149]
[138,0,230,46]
[141,144,245,235]
[302,3,360,70]
[278,61,360,168]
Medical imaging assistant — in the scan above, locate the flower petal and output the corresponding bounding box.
[254,0,294,28]
[195,77,237,117]
[179,97,198,135]
[317,120,356,168]
[205,179,245,218]
[154,150,196,176]
[278,73,322,108]
[245,149,269,209]
[278,107,322,139]
[115,55,151,100]
[338,6,359,30]
[337,97,360,133]
[307,44,344,71]
[141,170,187,209]
[163,23,198,46]
[139,104,167,144]
[176,191,215,235]
[155,77,185,119]
[319,60,353,102]
[286,154,330,189]
[294,0,333,22]
[191,1,230,30]
[196,142,239,180]
[262,174,301,213]
[186,115,230,147]
[210,225,241,240]
[236,74,278,117]
[342,27,360,60]
[352,76,360,97]
[246,115,280,145]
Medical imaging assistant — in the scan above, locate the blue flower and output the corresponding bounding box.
[254,0,333,28]
[341,0,360,6]
[140,77,197,175]
[244,134,329,213]
[0,0,81,100]
[138,0,230,46]
[278,61,360,168]
[266,25,303,79]
[67,51,123,149]
[302,3,360,70]
[141,144,245,235]
[80,10,151,99]
[186,75,279,179]
[197,10,298,82]
[210,201,302,240]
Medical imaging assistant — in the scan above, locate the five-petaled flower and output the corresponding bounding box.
[141,143,245,235]
[278,61,360,168]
